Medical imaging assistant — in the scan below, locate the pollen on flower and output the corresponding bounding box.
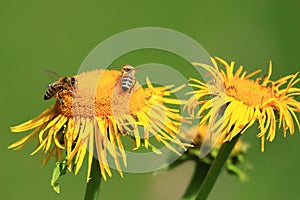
[57,70,146,118]
[226,78,274,106]
[9,68,188,181]
[187,57,300,152]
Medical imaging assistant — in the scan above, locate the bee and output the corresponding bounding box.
[119,64,136,92]
[44,70,76,104]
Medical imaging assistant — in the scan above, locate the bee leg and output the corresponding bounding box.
[67,88,77,98]
[57,93,65,105]
[128,79,137,93]
[114,77,121,87]
[113,77,123,93]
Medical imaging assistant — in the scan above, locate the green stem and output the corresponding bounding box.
[195,134,241,200]
[182,161,210,200]
[84,157,102,200]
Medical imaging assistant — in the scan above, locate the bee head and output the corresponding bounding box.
[60,77,69,83]
[121,64,135,73]
[70,77,76,85]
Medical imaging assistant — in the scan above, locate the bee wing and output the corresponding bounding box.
[44,83,53,88]
[44,69,61,78]
[44,70,60,88]
[135,67,143,71]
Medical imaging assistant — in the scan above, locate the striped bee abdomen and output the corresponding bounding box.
[121,75,134,91]
[44,86,58,100]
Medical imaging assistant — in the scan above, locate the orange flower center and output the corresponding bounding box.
[57,70,147,118]
[226,78,273,106]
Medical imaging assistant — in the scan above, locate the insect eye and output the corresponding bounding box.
[71,78,76,85]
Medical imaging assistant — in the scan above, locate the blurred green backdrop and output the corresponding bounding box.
[1,0,300,200]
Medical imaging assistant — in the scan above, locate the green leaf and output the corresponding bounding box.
[50,159,68,193]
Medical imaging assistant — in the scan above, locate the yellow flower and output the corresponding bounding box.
[9,69,188,181]
[185,124,250,181]
[186,57,300,151]
[186,124,247,156]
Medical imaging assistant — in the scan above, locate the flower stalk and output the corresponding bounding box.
[195,134,240,200]
[84,157,102,200]
[182,160,210,200]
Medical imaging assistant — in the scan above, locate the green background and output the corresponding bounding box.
[1,0,300,199]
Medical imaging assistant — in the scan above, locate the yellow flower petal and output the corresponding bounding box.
[187,57,300,151]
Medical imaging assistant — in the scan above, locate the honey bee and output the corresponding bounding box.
[119,64,136,92]
[44,70,76,104]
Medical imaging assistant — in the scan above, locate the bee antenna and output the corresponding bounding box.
[110,66,122,70]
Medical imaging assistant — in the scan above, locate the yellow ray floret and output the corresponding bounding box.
[187,57,300,151]
[9,69,188,181]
